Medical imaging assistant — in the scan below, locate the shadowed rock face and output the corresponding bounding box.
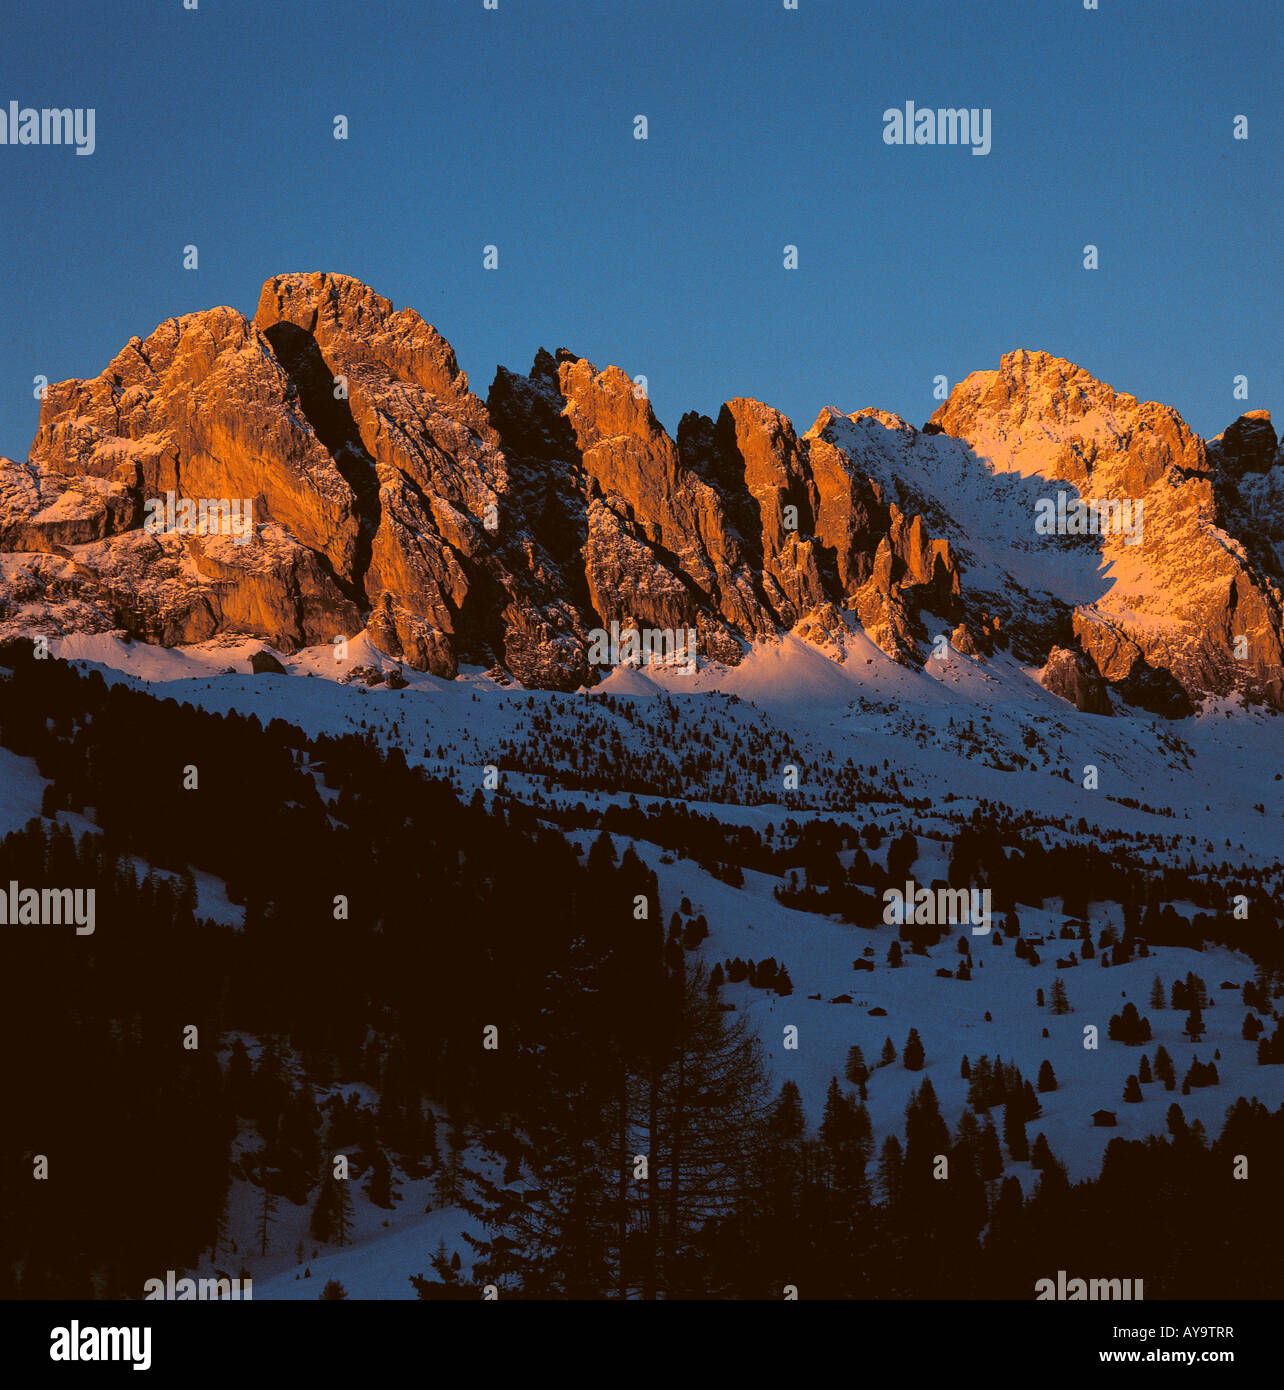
[1207,410,1279,477]
[3,279,1283,713]
[1040,646,1112,717]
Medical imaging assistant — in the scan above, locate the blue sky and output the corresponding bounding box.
[0,0,1279,458]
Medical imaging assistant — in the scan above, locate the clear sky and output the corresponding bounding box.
[1,0,1279,460]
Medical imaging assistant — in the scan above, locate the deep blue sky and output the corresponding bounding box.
[1,0,1279,459]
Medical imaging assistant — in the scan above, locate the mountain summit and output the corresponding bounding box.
[3,273,1281,713]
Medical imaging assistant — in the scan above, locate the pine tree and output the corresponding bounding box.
[256,1187,278,1256]
[309,1176,335,1242]
[1030,1132,1056,1170]
[1154,1044,1175,1090]
[902,1027,925,1071]
[1184,1005,1205,1041]
[979,1118,1004,1180]
[819,1077,871,1211]
[178,865,199,917]
[967,1055,994,1110]
[876,1135,903,1207]
[844,1045,869,1096]
[1036,1059,1057,1093]
[1020,1079,1041,1123]
[422,1107,439,1172]
[364,1147,395,1209]
[1049,977,1071,1015]
[879,1037,896,1067]
[1002,1101,1028,1161]
[410,1239,470,1300]
[319,1279,348,1300]
[1123,1074,1143,1103]
[464,959,767,1300]
[435,1121,467,1206]
[887,941,903,968]
[960,1054,971,1079]
[984,1175,1025,1260]
[333,1175,354,1248]
[1138,1054,1153,1084]
[1149,975,1166,1009]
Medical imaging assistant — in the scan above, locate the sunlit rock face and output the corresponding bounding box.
[932,350,1284,708]
[4,284,1281,712]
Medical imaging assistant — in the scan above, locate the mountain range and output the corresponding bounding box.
[4,271,1282,716]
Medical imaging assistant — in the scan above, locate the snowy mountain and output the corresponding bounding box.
[4,277,1283,1305]
[4,273,1282,715]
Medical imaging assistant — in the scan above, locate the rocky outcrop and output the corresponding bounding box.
[250,648,286,675]
[1040,646,1112,716]
[1207,411,1278,476]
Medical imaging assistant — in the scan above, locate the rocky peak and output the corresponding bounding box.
[1207,410,1278,476]
[3,281,1282,712]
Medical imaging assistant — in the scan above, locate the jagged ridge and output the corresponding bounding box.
[2,275,1282,715]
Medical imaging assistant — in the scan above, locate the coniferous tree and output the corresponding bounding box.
[435,1122,467,1207]
[364,1147,396,1209]
[979,1118,1005,1181]
[818,1077,871,1216]
[309,1177,335,1243]
[256,1187,278,1257]
[1002,1101,1028,1161]
[410,1239,472,1300]
[902,1028,925,1071]
[845,1045,869,1097]
[876,1135,903,1208]
[331,1178,354,1248]
[1036,1059,1057,1093]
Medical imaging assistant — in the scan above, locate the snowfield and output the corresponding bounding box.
[25,628,1283,1296]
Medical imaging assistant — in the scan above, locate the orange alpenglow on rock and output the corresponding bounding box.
[2,278,1281,713]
